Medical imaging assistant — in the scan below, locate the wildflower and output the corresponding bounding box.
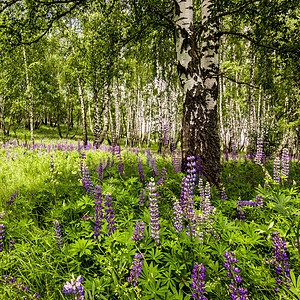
[97,161,103,181]
[173,198,183,233]
[282,148,289,181]
[54,220,63,251]
[272,232,291,291]
[81,153,94,196]
[191,262,207,300]
[224,251,248,300]
[138,189,145,206]
[128,253,144,286]
[131,221,145,242]
[157,167,167,187]
[104,193,116,236]
[6,191,19,205]
[62,274,85,299]
[148,179,160,245]
[254,137,264,165]
[273,158,281,185]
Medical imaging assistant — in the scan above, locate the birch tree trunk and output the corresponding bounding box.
[248,45,256,150]
[93,85,101,147]
[72,45,87,147]
[147,89,153,148]
[113,78,121,145]
[23,47,34,144]
[98,88,109,145]
[126,91,132,147]
[174,0,221,186]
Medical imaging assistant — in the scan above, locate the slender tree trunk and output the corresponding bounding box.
[72,45,87,147]
[23,47,34,144]
[175,0,221,186]
[93,85,101,147]
[113,78,121,145]
[98,87,109,145]
[248,45,256,150]
[147,90,153,148]
[126,90,132,147]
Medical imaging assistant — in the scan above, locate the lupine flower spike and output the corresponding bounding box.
[131,221,145,242]
[191,262,207,300]
[128,253,144,286]
[148,178,160,245]
[54,220,63,251]
[282,148,289,181]
[272,231,291,291]
[224,251,248,300]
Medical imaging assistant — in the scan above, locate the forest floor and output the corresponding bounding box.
[0,138,299,299]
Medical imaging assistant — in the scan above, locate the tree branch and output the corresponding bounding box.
[34,0,85,5]
[148,5,176,29]
[224,74,258,89]
[216,0,260,18]
[17,2,82,47]
[220,30,300,55]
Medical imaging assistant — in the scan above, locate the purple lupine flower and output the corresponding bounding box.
[116,146,125,178]
[236,203,246,221]
[185,156,197,238]
[97,161,103,181]
[6,191,19,205]
[9,240,15,252]
[0,276,40,298]
[221,188,227,201]
[157,167,167,187]
[105,156,111,170]
[228,175,232,183]
[282,148,289,181]
[0,224,5,252]
[204,182,211,201]
[254,137,264,165]
[54,220,63,251]
[255,195,264,208]
[148,179,160,245]
[93,186,104,241]
[271,231,292,291]
[138,189,145,206]
[224,251,248,300]
[128,253,144,286]
[273,158,281,185]
[81,153,94,195]
[173,198,183,233]
[104,193,116,236]
[62,274,85,299]
[264,181,270,191]
[137,157,145,186]
[131,221,145,242]
[81,215,94,221]
[191,262,207,300]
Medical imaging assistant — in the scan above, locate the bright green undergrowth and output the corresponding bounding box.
[0,142,300,299]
